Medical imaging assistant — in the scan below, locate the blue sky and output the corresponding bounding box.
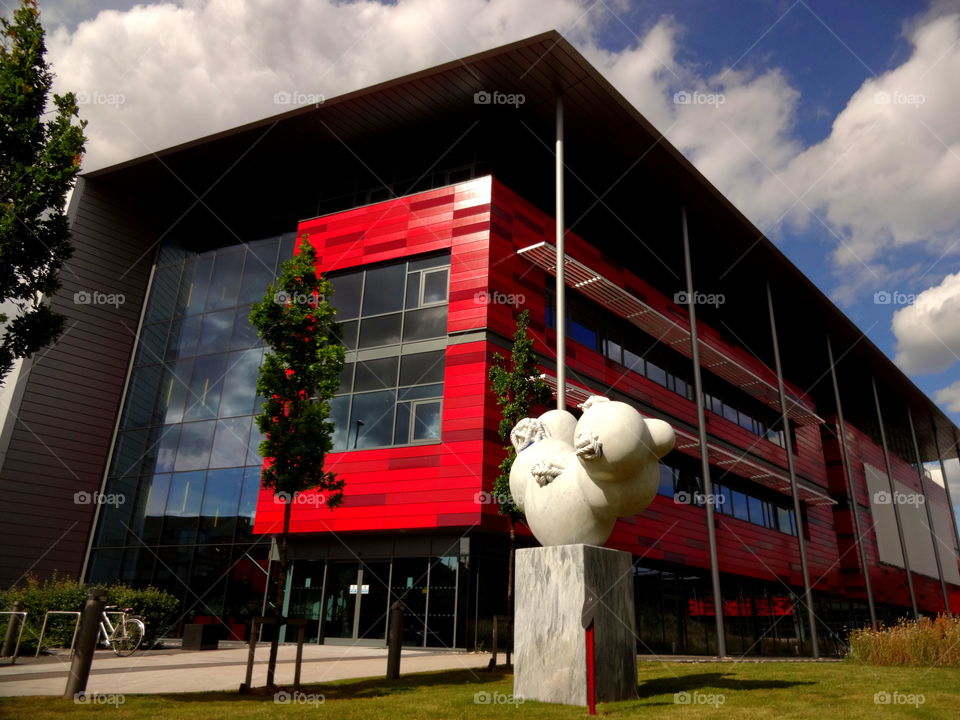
[39,0,960,431]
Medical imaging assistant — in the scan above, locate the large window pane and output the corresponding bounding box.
[185,255,214,315]
[205,248,245,311]
[163,358,195,424]
[131,474,171,544]
[218,349,261,417]
[399,350,445,386]
[361,264,405,316]
[247,419,265,466]
[330,272,363,320]
[155,425,181,474]
[402,306,447,341]
[237,468,262,540]
[197,310,236,355]
[198,468,243,543]
[230,308,261,350]
[350,390,396,448]
[358,313,402,348]
[122,365,164,429]
[422,269,448,304]
[145,264,183,324]
[330,396,349,451]
[183,354,227,420]
[210,416,252,468]
[162,471,205,544]
[354,357,398,392]
[168,314,202,359]
[412,400,441,441]
[175,420,216,471]
[238,239,280,305]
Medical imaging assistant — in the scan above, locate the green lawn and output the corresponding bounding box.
[2,661,959,719]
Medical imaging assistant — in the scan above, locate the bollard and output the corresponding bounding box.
[2,602,23,658]
[386,602,404,679]
[63,588,107,700]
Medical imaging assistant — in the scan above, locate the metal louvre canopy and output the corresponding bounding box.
[519,241,823,426]
[538,374,835,507]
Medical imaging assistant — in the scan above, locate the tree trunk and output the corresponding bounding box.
[266,498,291,688]
[506,519,515,666]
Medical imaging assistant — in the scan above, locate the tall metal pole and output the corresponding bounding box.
[826,336,877,628]
[555,95,565,410]
[766,284,818,658]
[681,206,725,658]
[907,407,950,613]
[872,377,919,619]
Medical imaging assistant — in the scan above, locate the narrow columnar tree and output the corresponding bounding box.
[249,238,345,687]
[0,0,86,384]
[488,308,551,662]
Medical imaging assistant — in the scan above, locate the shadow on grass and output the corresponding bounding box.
[145,668,509,705]
[637,672,816,699]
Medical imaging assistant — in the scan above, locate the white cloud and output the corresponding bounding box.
[892,271,960,374]
[42,0,960,308]
[935,379,960,412]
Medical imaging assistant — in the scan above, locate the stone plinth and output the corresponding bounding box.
[514,544,637,706]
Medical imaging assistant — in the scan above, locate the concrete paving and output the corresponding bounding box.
[0,642,491,697]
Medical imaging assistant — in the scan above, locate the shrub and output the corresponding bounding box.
[847,615,960,666]
[0,573,178,654]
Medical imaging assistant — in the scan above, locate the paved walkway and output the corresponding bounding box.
[0,643,491,696]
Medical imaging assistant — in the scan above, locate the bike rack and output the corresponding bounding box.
[0,611,28,663]
[35,610,82,657]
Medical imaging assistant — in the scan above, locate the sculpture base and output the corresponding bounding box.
[514,544,638,706]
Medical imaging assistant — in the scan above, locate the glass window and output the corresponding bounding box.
[605,337,622,364]
[136,323,168,365]
[723,404,739,424]
[398,384,443,401]
[218,349,261,418]
[358,313,402,348]
[205,249,245,311]
[111,430,149,477]
[407,254,449,271]
[354,357,399,392]
[337,319,359,350]
[184,255,214,315]
[155,424,181,474]
[421,269,448,304]
[210,416,253,469]
[338,362,354,395]
[247,419,265,466]
[198,468,243,543]
[175,420,216,471]
[402,306,447,342]
[237,468,262,539]
[238,239,280,305]
[197,310,236,356]
[131,473,170,544]
[400,351,445,386]
[646,362,667,387]
[183,354,227,420]
[330,272,363,320]
[747,495,763,525]
[777,507,797,536]
[731,491,749,521]
[715,485,730,514]
[230,310,261,351]
[350,390,396,449]
[168,314,202,359]
[411,400,442,441]
[330,395,350,451]
[122,364,164,429]
[658,464,675,496]
[162,471,205,544]
[568,319,597,350]
[94,477,137,546]
[405,272,421,309]
[623,349,643,374]
[361,264,405,316]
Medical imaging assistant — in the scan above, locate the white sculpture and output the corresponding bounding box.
[509,396,675,546]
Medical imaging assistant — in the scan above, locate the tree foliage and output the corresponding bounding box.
[0,0,86,384]
[488,309,551,521]
[249,239,346,506]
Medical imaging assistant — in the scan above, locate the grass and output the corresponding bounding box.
[848,615,960,666]
[2,661,960,718]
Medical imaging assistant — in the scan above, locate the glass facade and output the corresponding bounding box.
[87,235,296,637]
[86,239,453,640]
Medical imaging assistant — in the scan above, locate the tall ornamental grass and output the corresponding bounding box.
[848,615,960,666]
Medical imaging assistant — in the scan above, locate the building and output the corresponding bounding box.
[1,31,959,656]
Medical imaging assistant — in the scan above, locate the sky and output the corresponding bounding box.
[32,0,960,431]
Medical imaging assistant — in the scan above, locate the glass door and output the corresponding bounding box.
[322,562,359,640]
[287,560,325,643]
[356,562,391,641]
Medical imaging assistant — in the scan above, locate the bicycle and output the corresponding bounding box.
[98,605,146,656]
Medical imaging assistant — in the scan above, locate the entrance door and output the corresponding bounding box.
[321,561,390,644]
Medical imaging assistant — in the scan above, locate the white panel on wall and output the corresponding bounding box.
[931,501,960,586]
[865,462,947,582]
[865,463,904,567]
